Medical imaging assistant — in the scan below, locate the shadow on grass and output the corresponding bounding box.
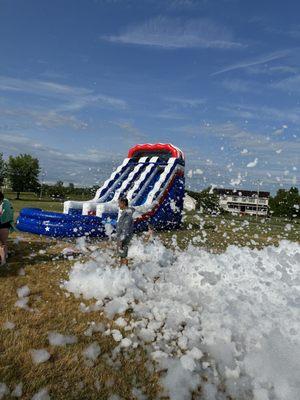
[0,237,56,278]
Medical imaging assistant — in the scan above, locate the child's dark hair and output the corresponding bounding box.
[118,197,128,206]
[0,191,4,202]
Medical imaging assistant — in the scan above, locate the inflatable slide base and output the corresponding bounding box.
[17,208,106,238]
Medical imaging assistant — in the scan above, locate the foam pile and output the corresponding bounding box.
[64,239,300,400]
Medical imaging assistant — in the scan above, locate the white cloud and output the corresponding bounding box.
[0,76,127,132]
[217,105,256,119]
[272,126,287,136]
[211,50,289,76]
[104,16,243,49]
[0,76,127,110]
[287,25,300,39]
[176,121,300,173]
[269,65,299,74]
[0,132,119,186]
[156,109,188,120]
[165,96,206,108]
[0,76,90,97]
[166,0,200,8]
[271,74,300,93]
[0,133,113,163]
[218,103,300,125]
[221,78,260,93]
[0,107,88,130]
[112,120,148,140]
[253,105,300,124]
[226,125,298,167]
[245,64,298,76]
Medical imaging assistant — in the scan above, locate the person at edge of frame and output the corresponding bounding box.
[0,191,14,266]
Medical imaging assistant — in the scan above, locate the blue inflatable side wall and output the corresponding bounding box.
[17,208,106,238]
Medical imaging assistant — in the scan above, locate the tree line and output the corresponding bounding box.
[0,153,97,199]
[269,187,299,219]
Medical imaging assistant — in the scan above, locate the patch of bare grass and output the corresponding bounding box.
[0,235,160,399]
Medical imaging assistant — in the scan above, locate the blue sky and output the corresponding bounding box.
[0,0,299,192]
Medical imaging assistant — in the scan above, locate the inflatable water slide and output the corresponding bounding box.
[16,143,185,238]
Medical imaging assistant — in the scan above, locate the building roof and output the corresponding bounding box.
[214,188,270,198]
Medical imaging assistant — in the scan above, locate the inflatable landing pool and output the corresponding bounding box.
[17,143,185,238]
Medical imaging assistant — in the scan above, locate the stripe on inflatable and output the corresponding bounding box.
[135,169,184,222]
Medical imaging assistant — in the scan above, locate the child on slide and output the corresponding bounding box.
[0,191,14,266]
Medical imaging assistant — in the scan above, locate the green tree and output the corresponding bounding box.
[56,180,64,187]
[0,153,6,187]
[47,180,66,199]
[269,187,300,219]
[187,187,221,214]
[7,154,40,199]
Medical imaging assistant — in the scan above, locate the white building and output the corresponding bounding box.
[214,188,270,216]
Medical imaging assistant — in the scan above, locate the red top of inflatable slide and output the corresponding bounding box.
[128,143,184,160]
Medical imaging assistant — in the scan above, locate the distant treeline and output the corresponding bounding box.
[41,181,97,199]
[187,187,300,219]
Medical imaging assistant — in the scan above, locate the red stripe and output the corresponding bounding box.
[128,143,183,159]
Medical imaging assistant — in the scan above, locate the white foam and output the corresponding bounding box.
[11,382,23,398]
[82,342,101,361]
[30,349,51,364]
[0,383,9,399]
[3,321,15,330]
[15,297,29,310]
[31,388,50,400]
[17,285,30,298]
[64,238,300,400]
[111,329,123,342]
[48,332,77,346]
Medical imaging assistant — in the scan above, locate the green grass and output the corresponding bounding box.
[3,190,92,215]
[3,191,299,251]
[3,191,64,214]
[0,193,299,399]
[158,210,299,251]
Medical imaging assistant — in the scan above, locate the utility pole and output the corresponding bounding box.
[39,169,45,199]
[256,180,260,221]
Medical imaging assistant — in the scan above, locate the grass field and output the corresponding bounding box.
[4,191,299,250]
[3,191,77,215]
[0,193,299,399]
